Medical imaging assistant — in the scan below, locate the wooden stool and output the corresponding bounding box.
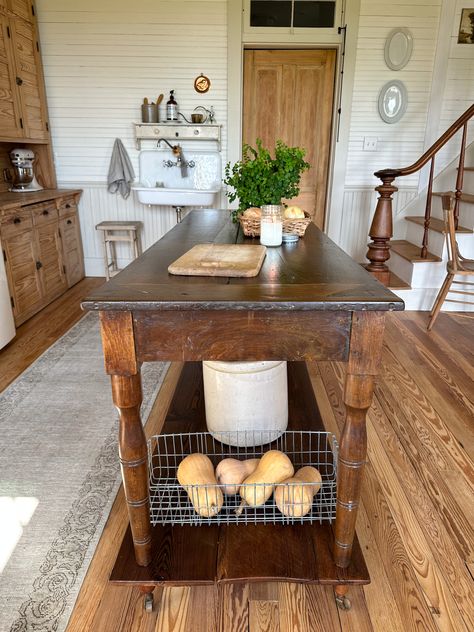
[96,221,142,280]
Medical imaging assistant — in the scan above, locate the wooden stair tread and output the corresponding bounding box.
[433,190,474,204]
[462,167,474,171]
[405,216,472,234]
[387,271,410,290]
[110,362,370,587]
[390,240,441,263]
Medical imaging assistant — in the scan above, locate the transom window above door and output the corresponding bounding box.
[250,0,336,28]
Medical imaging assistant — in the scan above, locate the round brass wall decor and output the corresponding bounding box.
[194,74,210,93]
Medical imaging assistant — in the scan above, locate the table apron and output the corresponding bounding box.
[133,310,351,362]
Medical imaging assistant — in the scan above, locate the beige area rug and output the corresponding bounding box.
[0,313,168,632]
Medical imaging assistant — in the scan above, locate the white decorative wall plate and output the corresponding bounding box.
[378,80,408,124]
[384,28,413,71]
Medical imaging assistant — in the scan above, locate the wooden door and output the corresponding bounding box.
[35,220,67,299]
[2,225,43,323]
[60,213,85,287]
[0,13,23,138]
[243,49,336,229]
[10,16,48,140]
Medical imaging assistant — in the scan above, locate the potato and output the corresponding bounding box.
[284,206,305,219]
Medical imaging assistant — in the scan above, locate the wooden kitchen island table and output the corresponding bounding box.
[82,209,404,611]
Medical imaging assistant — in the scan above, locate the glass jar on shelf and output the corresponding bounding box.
[260,204,283,247]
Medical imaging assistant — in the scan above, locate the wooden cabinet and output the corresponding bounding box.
[1,208,42,322]
[0,13,23,138]
[59,209,84,288]
[0,189,83,326]
[0,1,49,141]
[7,1,34,23]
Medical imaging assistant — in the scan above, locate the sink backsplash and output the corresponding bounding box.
[138,150,221,190]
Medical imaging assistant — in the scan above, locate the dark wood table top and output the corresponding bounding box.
[82,210,404,313]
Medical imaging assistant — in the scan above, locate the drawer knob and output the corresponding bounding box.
[16,76,23,86]
[67,219,72,225]
[42,210,49,216]
[36,260,42,270]
[65,204,71,208]
[13,217,21,224]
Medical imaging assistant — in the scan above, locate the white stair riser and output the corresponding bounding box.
[388,251,414,285]
[389,251,447,287]
[430,197,474,229]
[405,223,445,256]
[393,286,474,311]
[405,222,474,258]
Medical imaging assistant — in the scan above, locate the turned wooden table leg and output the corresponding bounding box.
[334,311,385,569]
[99,310,152,567]
[112,372,151,567]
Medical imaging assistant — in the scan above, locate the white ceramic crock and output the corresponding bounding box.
[202,360,288,447]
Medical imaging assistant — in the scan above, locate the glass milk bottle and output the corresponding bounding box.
[260,205,283,247]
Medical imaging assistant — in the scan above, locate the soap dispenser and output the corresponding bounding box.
[166,90,178,121]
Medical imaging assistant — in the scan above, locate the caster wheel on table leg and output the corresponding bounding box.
[144,592,154,612]
[335,595,351,610]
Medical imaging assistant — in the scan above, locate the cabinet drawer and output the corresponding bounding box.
[58,197,77,217]
[31,202,58,226]
[0,209,33,238]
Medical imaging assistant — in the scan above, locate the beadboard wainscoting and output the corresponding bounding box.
[340,187,417,263]
[71,184,179,276]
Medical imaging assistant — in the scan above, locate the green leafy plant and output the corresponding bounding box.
[223,139,310,220]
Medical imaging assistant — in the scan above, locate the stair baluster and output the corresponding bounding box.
[421,157,435,259]
[454,122,468,230]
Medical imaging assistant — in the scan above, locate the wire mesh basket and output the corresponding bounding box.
[148,430,338,526]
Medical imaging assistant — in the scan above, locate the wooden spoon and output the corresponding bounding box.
[156,94,164,106]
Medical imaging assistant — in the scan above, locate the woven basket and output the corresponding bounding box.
[239,211,311,238]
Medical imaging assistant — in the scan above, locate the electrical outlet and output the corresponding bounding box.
[363,137,378,151]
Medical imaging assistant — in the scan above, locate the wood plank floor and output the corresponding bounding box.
[1,295,473,631]
[0,277,104,391]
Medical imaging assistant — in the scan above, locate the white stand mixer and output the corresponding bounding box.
[8,148,43,192]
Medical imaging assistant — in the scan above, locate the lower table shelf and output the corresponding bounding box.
[109,362,369,587]
[110,522,369,586]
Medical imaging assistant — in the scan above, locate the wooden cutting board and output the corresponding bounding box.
[168,244,267,277]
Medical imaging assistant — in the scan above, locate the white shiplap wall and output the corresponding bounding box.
[435,1,474,171]
[345,0,441,189]
[36,0,227,275]
[338,0,442,260]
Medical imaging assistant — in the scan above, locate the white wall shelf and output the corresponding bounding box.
[134,124,221,150]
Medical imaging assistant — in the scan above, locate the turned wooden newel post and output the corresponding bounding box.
[365,169,400,285]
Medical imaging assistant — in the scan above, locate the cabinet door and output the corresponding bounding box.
[2,226,43,324]
[0,13,23,138]
[10,16,47,139]
[35,220,67,299]
[60,212,85,287]
[8,1,34,23]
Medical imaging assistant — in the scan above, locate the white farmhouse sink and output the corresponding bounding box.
[133,186,220,206]
[133,149,221,208]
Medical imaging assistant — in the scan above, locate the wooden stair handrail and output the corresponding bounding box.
[366,102,474,283]
[374,103,474,179]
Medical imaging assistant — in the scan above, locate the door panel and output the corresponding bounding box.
[10,16,48,140]
[243,49,336,229]
[3,228,42,322]
[35,221,67,298]
[0,14,23,138]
